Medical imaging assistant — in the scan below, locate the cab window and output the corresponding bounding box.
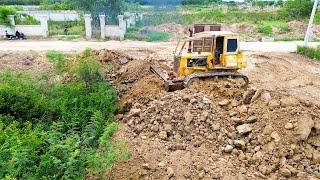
[227,39,238,52]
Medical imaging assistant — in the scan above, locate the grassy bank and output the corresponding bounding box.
[297,45,320,61]
[0,49,128,179]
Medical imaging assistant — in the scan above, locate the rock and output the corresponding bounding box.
[159,131,168,140]
[313,151,320,163]
[285,123,294,130]
[224,145,234,153]
[184,111,193,125]
[296,114,314,141]
[263,125,274,135]
[243,89,256,104]
[142,163,151,170]
[212,123,220,131]
[260,90,272,102]
[158,161,166,167]
[268,100,280,108]
[167,167,174,178]
[308,135,320,147]
[198,171,205,178]
[280,97,300,107]
[129,108,141,117]
[203,96,211,104]
[246,116,258,123]
[271,131,281,142]
[236,124,253,135]
[238,105,248,114]
[280,168,291,177]
[234,140,246,148]
[231,117,243,125]
[218,99,230,106]
[251,89,264,103]
[118,57,129,64]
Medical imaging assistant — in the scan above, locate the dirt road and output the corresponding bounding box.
[1,40,319,52]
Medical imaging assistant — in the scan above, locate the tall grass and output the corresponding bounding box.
[297,45,320,61]
[0,49,128,179]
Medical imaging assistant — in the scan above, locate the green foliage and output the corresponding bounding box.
[279,0,313,19]
[15,14,40,25]
[48,20,85,36]
[257,25,273,35]
[297,45,320,61]
[0,0,41,5]
[147,32,170,42]
[46,50,67,73]
[0,6,16,27]
[0,49,121,179]
[125,26,170,42]
[315,12,320,25]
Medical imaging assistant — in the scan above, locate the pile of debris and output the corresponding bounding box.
[116,80,320,179]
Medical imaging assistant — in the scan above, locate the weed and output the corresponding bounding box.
[297,45,320,61]
[147,32,170,42]
[0,49,122,179]
[257,25,273,35]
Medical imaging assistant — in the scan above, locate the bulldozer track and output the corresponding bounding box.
[184,71,249,88]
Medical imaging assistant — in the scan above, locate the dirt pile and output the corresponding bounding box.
[0,51,53,75]
[112,79,320,179]
[286,21,320,38]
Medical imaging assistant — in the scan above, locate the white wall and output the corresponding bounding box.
[20,11,80,21]
[16,25,43,36]
[0,25,14,36]
[105,25,125,40]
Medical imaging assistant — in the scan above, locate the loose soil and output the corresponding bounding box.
[93,49,320,179]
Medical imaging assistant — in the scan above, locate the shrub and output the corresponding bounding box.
[315,12,320,24]
[15,14,40,25]
[257,25,273,35]
[0,6,16,27]
[297,45,320,61]
[147,32,170,42]
[0,49,121,179]
[279,0,313,19]
[46,50,67,73]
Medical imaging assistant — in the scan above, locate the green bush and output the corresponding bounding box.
[147,32,170,42]
[15,14,40,25]
[315,12,320,24]
[257,25,273,35]
[279,0,313,19]
[0,49,122,179]
[297,45,320,61]
[0,6,16,27]
[48,20,85,36]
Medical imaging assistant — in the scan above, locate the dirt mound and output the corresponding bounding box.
[121,75,165,106]
[286,21,320,39]
[0,51,53,75]
[111,79,320,179]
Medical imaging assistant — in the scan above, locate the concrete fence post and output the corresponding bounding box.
[130,13,136,26]
[39,15,48,38]
[84,14,92,40]
[99,14,106,39]
[118,15,126,40]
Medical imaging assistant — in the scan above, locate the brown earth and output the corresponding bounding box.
[93,49,320,179]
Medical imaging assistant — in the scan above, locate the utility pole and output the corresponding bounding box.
[304,0,319,46]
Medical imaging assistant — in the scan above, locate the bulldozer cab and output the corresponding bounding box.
[174,31,246,77]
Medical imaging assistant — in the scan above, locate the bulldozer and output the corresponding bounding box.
[151,25,249,92]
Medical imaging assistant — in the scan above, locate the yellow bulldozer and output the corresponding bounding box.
[151,24,248,91]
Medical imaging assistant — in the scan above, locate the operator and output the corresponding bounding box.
[215,48,222,64]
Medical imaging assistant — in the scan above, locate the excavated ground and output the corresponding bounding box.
[96,49,320,180]
[1,47,320,179]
